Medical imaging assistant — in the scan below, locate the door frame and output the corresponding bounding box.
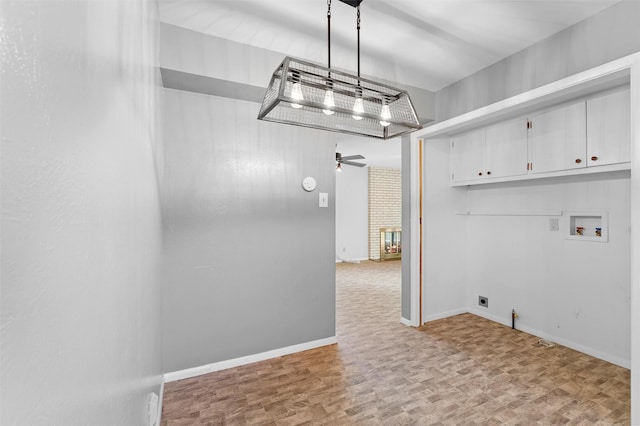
[405,52,640,423]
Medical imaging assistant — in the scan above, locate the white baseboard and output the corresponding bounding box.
[406,307,630,369]
[164,336,338,383]
[468,308,630,369]
[548,334,630,369]
[467,308,512,328]
[400,317,414,327]
[423,308,467,324]
[156,376,164,426]
[336,257,369,263]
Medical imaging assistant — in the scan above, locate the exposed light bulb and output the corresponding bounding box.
[352,98,364,120]
[322,90,335,115]
[291,82,304,109]
[336,162,342,172]
[379,104,391,127]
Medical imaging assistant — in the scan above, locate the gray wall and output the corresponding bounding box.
[1,1,163,424]
[436,1,640,121]
[161,89,336,372]
[401,135,413,320]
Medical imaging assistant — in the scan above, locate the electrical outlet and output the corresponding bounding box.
[478,296,488,308]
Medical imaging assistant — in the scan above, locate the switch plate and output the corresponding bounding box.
[319,192,328,207]
[549,217,559,231]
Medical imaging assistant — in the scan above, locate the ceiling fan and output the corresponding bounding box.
[336,152,366,171]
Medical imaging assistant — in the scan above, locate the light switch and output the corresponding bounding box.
[549,217,559,231]
[319,192,328,208]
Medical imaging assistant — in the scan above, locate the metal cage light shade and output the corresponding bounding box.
[258,57,421,139]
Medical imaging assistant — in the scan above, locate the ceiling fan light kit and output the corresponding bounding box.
[257,0,421,139]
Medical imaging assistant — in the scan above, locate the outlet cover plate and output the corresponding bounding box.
[478,296,488,308]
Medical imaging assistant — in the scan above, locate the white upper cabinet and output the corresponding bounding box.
[451,128,486,183]
[449,86,630,186]
[529,101,587,174]
[451,119,528,183]
[586,88,631,167]
[485,119,529,179]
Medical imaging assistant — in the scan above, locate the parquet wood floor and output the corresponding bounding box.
[161,260,630,425]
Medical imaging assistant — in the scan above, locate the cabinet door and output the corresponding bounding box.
[529,101,586,174]
[587,88,630,167]
[485,119,529,179]
[451,129,486,182]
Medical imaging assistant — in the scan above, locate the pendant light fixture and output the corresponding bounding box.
[257,0,421,139]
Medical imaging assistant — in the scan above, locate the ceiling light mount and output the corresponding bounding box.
[338,0,363,8]
[257,0,421,139]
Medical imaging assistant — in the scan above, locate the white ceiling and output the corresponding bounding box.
[158,0,622,168]
[159,0,621,92]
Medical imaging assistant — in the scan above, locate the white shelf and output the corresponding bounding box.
[450,163,630,187]
[455,210,562,216]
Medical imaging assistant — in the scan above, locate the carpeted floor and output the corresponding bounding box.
[161,260,630,425]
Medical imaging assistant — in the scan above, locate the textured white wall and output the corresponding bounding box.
[1,1,163,424]
[465,173,631,367]
[422,144,631,367]
[336,166,369,262]
[629,52,640,424]
[422,139,469,321]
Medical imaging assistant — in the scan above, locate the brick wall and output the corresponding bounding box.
[368,167,402,260]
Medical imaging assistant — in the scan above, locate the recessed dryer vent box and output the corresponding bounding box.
[565,211,608,242]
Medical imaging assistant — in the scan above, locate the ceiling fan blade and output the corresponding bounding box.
[341,154,365,161]
[342,160,366,167]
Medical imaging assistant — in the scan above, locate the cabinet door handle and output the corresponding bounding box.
[478,172,483,176]
[575,159,582,164]
[591,156,598,161]
[487,171,491,175]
